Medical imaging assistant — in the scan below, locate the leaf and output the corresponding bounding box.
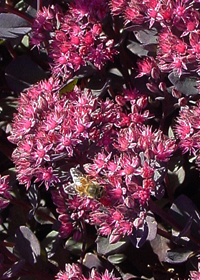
[124,25,146,32]
[169,195,200,241]
[125,241,160,277]
[168,166,185,189]
[96,236,128,256]
[129,221,148,248]
[108,68,124,91]
[134,28,158,44]
[83,253,104,271]
[0,13,31,39]
[146,212,157,241]
[123,274,147,280]
[86,74,110,97]
[165,248,193,264]
[35,207,55,225]
[59,79,78,96]
[21,34,30,48]
[5,55,48,92]
[65,237,83,256]
[108,253,127,264]
[15,226,41,265]
[2,259,25,279]
[73,64,96,79]
[150,226,171,262]
[153,161,167,185]
[41,231,59,258]
[168,73,199,96]
[127,41,149,57]
[83,253,120,276]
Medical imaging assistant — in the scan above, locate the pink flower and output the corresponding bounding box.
[124,1,144,25]
[55,264,120,280]
[157,30,190,76]
[109,0,126,16]
[189,30,200,60]
[136,57,159,78]
[89,269,120,280]
[70,0,109,21]
[31,3,116,80]
[9,75,175,243]
[9,78,123,189]
[171,0,198,30]
[50,7,117,79]
[175,104,200,164]
[55,263,87,280]
[31,5,63,49]
[189,258,200,280]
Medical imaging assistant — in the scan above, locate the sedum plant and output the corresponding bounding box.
[0,0,200,279]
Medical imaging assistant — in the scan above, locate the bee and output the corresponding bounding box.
[64,168,105,199]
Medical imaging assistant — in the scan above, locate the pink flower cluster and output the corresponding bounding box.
[110,0,199,30]
[175,103,200,167]
[8,79,149,190]
[31,2,116,80]
[31,5,63,49]
[157,29,200,77]
[9,77,175,242]
[52,126,175,242]
[119,0,200,86]
[85,125,175,242]
[55,263,120,280]
[69,0,109,21]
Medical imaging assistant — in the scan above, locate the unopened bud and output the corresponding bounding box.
[159,82,167,92]
[172,88,182,98]
[151,67,160,80]
[146,82,158,93]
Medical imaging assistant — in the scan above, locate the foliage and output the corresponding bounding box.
[0,0,200,279]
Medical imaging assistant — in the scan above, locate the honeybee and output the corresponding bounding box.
[64,168,105,199]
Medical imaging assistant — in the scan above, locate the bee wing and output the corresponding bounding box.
[70,168,83,186]
[63,183,77,195]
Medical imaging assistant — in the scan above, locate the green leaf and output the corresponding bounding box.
[59,79,78,96]
[108,253,127,264]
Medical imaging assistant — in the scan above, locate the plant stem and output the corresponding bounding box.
[80,220,87,265]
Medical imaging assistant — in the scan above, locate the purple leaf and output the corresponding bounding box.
[15,226,41,265]
[0,13,31,39]
[41,231,59,258]
[150,232,171,263]
[129,222,148,248]
[5,55,48,92]
[168,73,198,96]
[146,212,157,241]
[165,248,193,264]
[153,161,167,185]
[65,237,83,256]
[2,259,25,279]
[35,207,55,225]
[169,195,200,241]
[134,28,158,44]
[127,41,149,57]
[83,253,104,271]
[73,65,96,79]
